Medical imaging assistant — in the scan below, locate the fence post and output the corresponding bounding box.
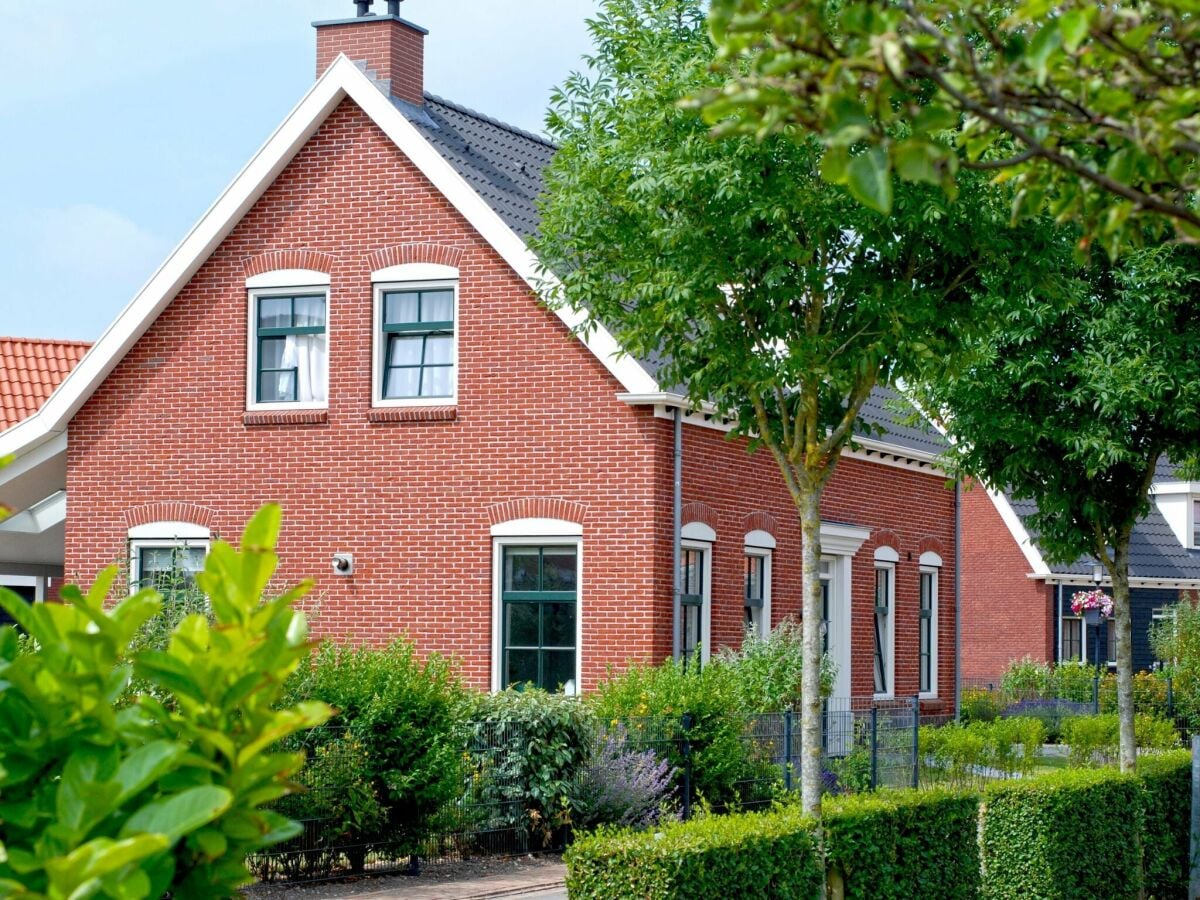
[869,706,878,791]
[1190,734,1200,900]
[911,695,920,790]
[1092,676,1100,715]
[783,708,793,792]
[1168,676,1175,719]
[681,713,693,821]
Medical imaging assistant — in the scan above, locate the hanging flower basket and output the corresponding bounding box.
[1071,589,1113,626]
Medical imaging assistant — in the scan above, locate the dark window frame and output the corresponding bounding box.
[501,544,578,692]
[253,292,327,405]
[379,286,456,401]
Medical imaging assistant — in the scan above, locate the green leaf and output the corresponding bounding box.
[240,503,281,553]
[846,147,893,214]
[121,786,232,844]
[1059,9,1089,53]
[893,139,942,186]
[113,741,186,806]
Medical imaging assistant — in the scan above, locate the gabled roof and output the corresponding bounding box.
[0,338,90,431]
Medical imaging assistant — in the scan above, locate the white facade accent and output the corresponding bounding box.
[245,286,330,412]
[986,488,1051,575]
[919,551,943,568]
[371,278,459,408]
[820,522,872,557]
[490,518,583,538]
[874,545,900,563]
[681,521,717,543]
[371,263,459,282]
[128,521,212,541]
[744,529,776,550]
[681,538,713,666]
[1150,481,1199,549]
[0,490,66,535]
[245,269,331,289]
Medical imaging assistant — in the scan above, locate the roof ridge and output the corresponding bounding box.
[0,336,92,347]
[422,91,557,150]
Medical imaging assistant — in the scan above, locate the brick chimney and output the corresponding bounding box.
[314,1,427,107]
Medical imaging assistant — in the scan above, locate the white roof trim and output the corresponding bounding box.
[245,269,331,289]
[919,551,943,568]
[0,490,66,535]
[682,521,717,543]
[874,545,900,563]
[744,529,776,550]
[1034,573,1200,590]
[1150,482,1200,496]
[0,54,657,460]
[986,487,1051,575]
[372,263,459,282]
[127,521,211,540]
[490,517,582,538]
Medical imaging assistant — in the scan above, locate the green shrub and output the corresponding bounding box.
[1049,661,1098,703]
[564,807,822,899]
[717,619,804,709]
[468,688,595,845]
[1061,713,1179,765]
[0,504,331,898]
[999,656,1053,698]
[1137,750,1191,899]
[591,659,754,807]
[824,790,980,900]
[980,768,1143,899]
[960,687,1001,724]
[282,637,466,856]
[920,717,1044,786]
[1151,596,1200,730]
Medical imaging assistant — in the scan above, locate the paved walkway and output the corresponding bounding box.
[259,863,567,900]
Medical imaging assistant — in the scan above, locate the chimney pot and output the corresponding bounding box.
[387,1,402,15]
[315,3,427,106]
[355,0,374,16]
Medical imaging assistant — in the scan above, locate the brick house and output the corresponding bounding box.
[960,463,1200,681]
[0,4,959,703]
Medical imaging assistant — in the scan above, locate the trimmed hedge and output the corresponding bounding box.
[564,808,823,899]
[1138,750,1191,899]
[980,768,1144,899]
[825,789,980,899]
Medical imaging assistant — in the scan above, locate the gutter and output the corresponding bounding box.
[954,478,962,722]
[672,406,682,662]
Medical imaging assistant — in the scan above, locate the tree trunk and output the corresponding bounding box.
[799,487,824,816]
[1112,543,1136,772]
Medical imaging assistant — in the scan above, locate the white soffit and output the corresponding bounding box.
[0,54,657,461]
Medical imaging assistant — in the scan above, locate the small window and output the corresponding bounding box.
[1106,619,1116,665]
[1062,617,1083,661]
[251,292,328,405]
[819,558,832,656]
[501,545,577,693]
[873,564,894,697]
[744,552,769,639]
[377,285,456,402]
[1193,499,1200,547]
[919,569,937,695]
[680,546,707,669]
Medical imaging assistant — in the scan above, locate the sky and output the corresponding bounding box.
[0,1,599,342]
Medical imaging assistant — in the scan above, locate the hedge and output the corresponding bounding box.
[980,768,1144,899]
[564,808,823,899]
[1137,750,1191,899]
[824,789,980,900]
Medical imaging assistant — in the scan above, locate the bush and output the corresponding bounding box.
[1098,670,1170,716]
[282,637,466,857]
[1061,713,1179,765]
[1049,661,1098,703]
[920,717,1044,786]
[571,725,678,829]
[960,687,1001,724]
[824,790,980,900]
[999,656,1052,698]
[467,688,595,845]
[1000,698,1090,742]
[1137,750,1191,899]
[0,505,330,898]
[980,768,1143,899]
[716,619,804,710]
[1151,596,1200,730]
[564,807,822,899]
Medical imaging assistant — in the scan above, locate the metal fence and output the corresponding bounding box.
[248,696,955,885]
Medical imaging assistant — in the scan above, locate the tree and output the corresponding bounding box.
[915,243,1200,772]
[533,0,1069,815]
[704,0,1200,253]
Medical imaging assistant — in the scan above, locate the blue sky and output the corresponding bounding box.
[0,1,597,341]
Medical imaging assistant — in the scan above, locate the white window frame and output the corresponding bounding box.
[490,519,582,695]
[0,575,47,603]
[245,282,331,412]
[679,522,714,667]
[743,530,774,640]
[918,551,941,699]
[372,269,460,408]
[873,546,898,700]
[127,521,211,595]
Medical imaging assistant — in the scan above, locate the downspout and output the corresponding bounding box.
[954,477,963,721]
[672,405,682,662]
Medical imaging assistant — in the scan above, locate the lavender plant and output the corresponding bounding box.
[571,726,678,830]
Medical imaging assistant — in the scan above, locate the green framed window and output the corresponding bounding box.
[380,287,455,400]
[874,565,892,696]
[254,293,327,404]
[134,543,207,594]
[502,545,577,692]
[744,552,766,636]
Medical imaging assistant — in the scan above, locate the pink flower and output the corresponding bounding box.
[1070,590,1114,617]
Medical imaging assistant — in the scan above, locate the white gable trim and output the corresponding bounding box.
[0,54,656,460]
[987,487,1051,575]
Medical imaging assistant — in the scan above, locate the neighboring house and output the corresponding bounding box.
[0,337,90,606]
[961,461,1200,680]
[0,4,958,703]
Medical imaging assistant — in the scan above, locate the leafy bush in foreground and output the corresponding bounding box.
[0,504,330,898]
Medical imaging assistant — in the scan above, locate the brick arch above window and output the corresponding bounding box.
[681,501,718,532]
[917,536,946,558]
[122,502,218,533]
[742,511,778,537]
[241,249,337,278]
[487,498,588,528]
[366,242,467,272]
[872,529,901,555]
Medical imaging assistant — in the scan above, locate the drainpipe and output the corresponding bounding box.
[672,405,682,662]
[954,477,963,721]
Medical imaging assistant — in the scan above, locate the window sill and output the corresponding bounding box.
[368,406,457,424]
[243,409,329,427]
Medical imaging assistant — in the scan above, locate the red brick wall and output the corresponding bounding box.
[316,19,424,105]
[959,482,1053,680]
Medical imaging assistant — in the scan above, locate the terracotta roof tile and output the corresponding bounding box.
[0,337,90,431]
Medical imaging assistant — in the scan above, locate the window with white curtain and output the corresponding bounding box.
[250,291,328,406]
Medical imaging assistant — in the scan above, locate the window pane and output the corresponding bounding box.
[505,602,539,647]
[1107,620,1116,664]
[388,335,423,367]
[875,567,890,609]
[745,555,763,602]
[542,549,577,592]
[1062,618,1082,661]
[422,366,453,398]
[291,334,327,403]
[180,547,206,574]
[920,573,933,611]
[684,604,701,652]
[260,337,287,369]
[543,603,576,647]
[505,649,539,689]
[425,335,453,365]
[543,650,576,692]
[682,549,702,596]
[385,367,421,399]
[260,370,295,403]
[504,548,541,593]
[421,290,454,323]
[258,297,292,329]
[293,296,325,327]
[385,292,420,324]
